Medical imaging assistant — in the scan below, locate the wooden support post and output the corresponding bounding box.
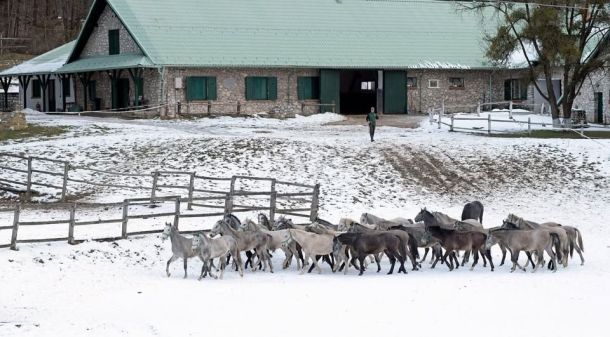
[477,101,481,115]
[207,101,212,115]
[68,204,76,244]
[150,171,159,202]
[301,102,305,114]
[438,112,441,129]
[61,161,69,201]
[187,172,195,210]
[0,76,11,111]
[173,197,181,229]
[509,101,514,119]
[488,114,492,136]
[450,114,454,132]
[224,193,233,214]
[237,101,241,114]
[269,179,276,227]
[18,75,31,110]
[121,199,129,239]
[25,157,32,201]
[331,100,336,114]
[10,205,20,250]
[528,117,532,136]
[310,183,320,222]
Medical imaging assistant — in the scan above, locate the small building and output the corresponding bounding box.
[0,0,535,116]
[0,79,20,112]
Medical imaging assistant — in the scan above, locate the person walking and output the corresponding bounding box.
[366,107,378,142]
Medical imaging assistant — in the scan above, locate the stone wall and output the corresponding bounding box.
[164,67,321,117]
[81,5,143,57]
[573,68,610,123]
[0,93,19,112]
[405,69,520,114]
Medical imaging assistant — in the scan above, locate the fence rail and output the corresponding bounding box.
[0,153,320,250]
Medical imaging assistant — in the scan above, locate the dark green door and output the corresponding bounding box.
[320,69,340,113]
[384,70,407,114]
[596,92,603,123]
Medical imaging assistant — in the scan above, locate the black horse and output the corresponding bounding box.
[461,201,484,223]
[334,232,406,275]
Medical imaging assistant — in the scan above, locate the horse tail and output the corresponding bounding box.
[575,228,584,252]
[408,236,419,259]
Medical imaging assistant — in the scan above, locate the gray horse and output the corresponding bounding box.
[161,222,203,278]
[192,233,242,279]
[486,228,558,272]
[211,219,274,273]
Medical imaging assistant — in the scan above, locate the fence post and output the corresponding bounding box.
[187,172,195,210]
[207,101,212,115]
[269,179,276,227]
[173,197,181,229]
[310,183,320,222]
[528,117,532,136]
[450,114,454,132]
[477,101,481,115]
[237,101,241,114]
[68,203,76,244]
[509,101,513,119]
[487,114,492,136]
[224,193,233,214]
[10,205,20,250]
[331,100,336,114]
[437,111,441,129]
[441,99,445,115]
[61,162,69,202]
[150,171,159,202]
[121,199,129,239]
[301,102,305,114]
[25,157,32,201]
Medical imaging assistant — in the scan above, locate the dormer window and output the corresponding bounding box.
[109,30,120,55]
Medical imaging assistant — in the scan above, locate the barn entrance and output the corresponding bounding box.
[339,70,377,114]
[320,69,407,114]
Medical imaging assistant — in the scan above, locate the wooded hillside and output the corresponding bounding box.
[0,0,93,69]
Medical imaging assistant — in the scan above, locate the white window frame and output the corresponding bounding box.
[361,81,375,91]
[428,79,439,89]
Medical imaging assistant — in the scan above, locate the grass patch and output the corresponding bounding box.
[0,124,68,141]
[489,129,610,139]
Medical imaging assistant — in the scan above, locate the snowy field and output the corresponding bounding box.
[1,111,610,337]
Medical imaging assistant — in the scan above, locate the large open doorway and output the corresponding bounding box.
[340,70,377,114]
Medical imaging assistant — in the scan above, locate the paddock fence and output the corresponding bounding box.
[0,153,320,250]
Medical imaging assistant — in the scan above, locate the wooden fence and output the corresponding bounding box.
[0,153,320,250]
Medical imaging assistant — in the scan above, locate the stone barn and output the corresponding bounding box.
[0,0,533,116]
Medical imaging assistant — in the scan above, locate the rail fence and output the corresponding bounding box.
[0,153,320,250]
[428,100,548,117]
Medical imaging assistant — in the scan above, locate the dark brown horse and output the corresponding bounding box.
[425,225,494,271]
[333,232,406,275]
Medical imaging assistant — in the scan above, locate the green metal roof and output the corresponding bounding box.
[0,41,75,76]
[102,0,496,69]
[58,54,154,73]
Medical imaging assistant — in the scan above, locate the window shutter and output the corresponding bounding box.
[504,80,511,101]
[267,77,277,100]
[186,77,196,101]
[297,77,306,100]
[207,77,217,100]
[245,77,254,100]
[186,77,206,101]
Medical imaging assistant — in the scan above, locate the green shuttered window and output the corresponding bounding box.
[108,30,120,55]
[186,76,217,101]
[245,77,277,100]
[297,76,320,100]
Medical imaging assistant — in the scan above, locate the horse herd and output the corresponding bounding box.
[161,201,585,279]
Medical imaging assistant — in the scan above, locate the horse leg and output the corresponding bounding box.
[374,254,381,273]
[510,250,519,272]
[486,249,494,271]
[300,253,310,275]
[235,251,244,277]
[500,244,507,266]
[525,252,536,269]
[198,260,207,280]
[385,250,397,275]
[219,255,227,279]
[420,247,430,263]
[313,255,323,274]
[166,255,179,277]
[358,255,366,276]
[461,250,470,267]
[470,249,479,271]
[442,250,453,271]
[481,249,488,267]
[308,256,320,273]
[575,246,585,266]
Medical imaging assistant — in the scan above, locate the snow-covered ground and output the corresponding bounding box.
[1,112,609,337]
